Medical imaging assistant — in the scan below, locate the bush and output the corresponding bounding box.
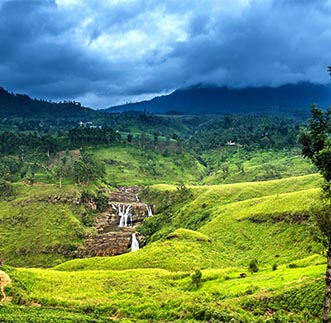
[95,191,109,211]
[272,263,278,271]
[191,268,202,287]
[288,263,298,268]
[0,179,15,199]
[249,259,259,273]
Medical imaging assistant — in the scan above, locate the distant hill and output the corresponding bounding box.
[104,82,331,116]
[0,87,99,121]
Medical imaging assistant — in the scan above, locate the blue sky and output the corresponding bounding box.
[0,0,330,108]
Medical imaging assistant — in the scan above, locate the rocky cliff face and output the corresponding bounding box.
[80,187,151,257]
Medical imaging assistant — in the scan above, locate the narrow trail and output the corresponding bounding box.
[0,270,11,302]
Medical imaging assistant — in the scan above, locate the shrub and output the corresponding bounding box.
[191,269,202,287]
[288,263,298,268]
[0,179,15,199]
[95,191,109,211]
[249,259,259,273]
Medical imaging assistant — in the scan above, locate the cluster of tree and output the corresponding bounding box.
[189,114,300,151]
[0,132,63,156]
[68,127,121,146]
[0,156,24,198]
[0,178,15,198]
[0,118,79,132]
[0,152,105,189]
[101,111,208,139]
[299,67,331,323]
[46,153,106,187]
[72,154,106,185]
[0,126,122,157]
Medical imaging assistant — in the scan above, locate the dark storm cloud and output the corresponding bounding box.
[164,0,331,88]
[0,0,330,108]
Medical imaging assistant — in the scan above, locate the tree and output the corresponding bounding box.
[127,134,133,143]
[153,132,158,150]
[24,166,35,186]
[51,161,67,188]
[73,154,106,184]
[0,179,15,199]
[0,163,11,181]
[191,268,202,287]
[249,259,259,273]
[298,73,331,322]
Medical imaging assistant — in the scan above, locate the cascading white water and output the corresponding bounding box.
[146,204,153,217]
[112,204,133,227]
[131,233,139,252]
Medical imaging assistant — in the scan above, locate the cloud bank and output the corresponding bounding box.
[0,0,330,108]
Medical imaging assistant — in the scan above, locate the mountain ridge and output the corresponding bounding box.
[0,82,330,120]
[0,87,99,120]
[104,82,331,116]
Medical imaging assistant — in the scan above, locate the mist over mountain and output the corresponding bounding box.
[104,82,331,117]
[1,82,330,121]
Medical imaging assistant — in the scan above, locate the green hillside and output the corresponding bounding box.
[55,175,323,272]
[86,146,315,186]
[88,146,206,185]
[1,175,327,322]
[0,96,325,322]
[0,184,90,267]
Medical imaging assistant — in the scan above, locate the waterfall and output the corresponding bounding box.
[131,233,139,252]
[113,204,132,227]
[120,204,132,227]
[146,204,153,217]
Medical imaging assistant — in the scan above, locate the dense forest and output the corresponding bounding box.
[0,110,305,189]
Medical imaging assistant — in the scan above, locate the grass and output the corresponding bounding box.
[54,229,221,272]
[82,146,317,186]
[201,148,316,184]
[87,145,206,185]
[0,183,90,267]
[0,304,115,323]
[55,175,323,273]
[0,173,327,322]
[1,262,325,322]
[140,174,321,242]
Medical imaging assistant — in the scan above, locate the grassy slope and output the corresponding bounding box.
[88,145,206,185]
[0,184,88,267]
[145,174,322,241]
[3,263,325,322]
[201,148,316,184]
[55,174,323,272]
[85,145,315,186]
[1,175,327,322]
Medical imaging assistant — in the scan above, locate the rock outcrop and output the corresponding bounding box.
[83,231,146,257]
[81,187,151,257]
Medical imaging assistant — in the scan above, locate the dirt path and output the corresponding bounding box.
[0,270,11,302]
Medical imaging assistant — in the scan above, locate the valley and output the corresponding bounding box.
[2,1,331,321]
[0,174,326,322]
[0,87,328,322]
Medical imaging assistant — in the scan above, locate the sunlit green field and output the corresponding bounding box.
[2,263,325,322]
[83,146,316,186]
[1,174,327,322]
